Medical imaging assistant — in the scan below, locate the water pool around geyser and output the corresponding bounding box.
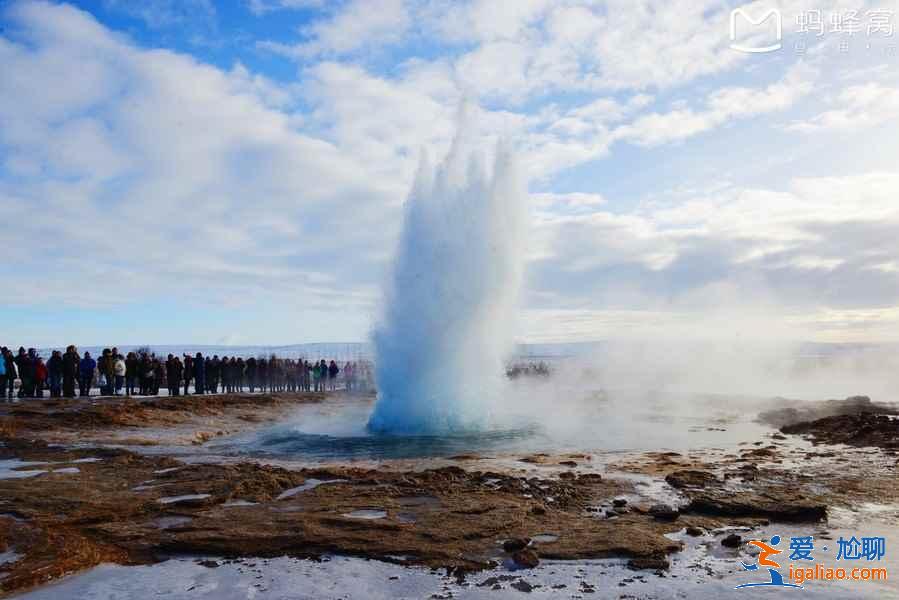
[208,391,776,462]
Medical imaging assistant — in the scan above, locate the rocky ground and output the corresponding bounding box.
[0,393,897,597]
[0,392,326,446]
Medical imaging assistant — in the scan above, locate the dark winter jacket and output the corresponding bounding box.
[79,357,97,378]
[48,355,63,377]
[63,352,79,378]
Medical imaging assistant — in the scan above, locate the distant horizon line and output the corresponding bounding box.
[20,340,897,350]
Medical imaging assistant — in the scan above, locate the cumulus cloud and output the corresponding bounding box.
[527,172,899,339]
[787,82,899,132]
[258,0,410,59]
[614,63,817,146]
[0,1,393,319]
[2,0,899,345]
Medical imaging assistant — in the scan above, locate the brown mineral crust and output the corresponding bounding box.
[0,440,685,596]
[2,394,897,597]
[0,517,131,594]
[0,393,327,436]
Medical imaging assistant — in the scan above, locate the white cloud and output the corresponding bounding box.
[787,82,899,132]
[614,63,817,146]
[527,172,899,334]
[0,1,395,321]
[258,0,409,59]
[4,0,899,344]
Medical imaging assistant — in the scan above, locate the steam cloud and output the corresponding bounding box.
[368,122,527,434]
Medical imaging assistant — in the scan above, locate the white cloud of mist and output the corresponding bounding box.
[1,0,899,348]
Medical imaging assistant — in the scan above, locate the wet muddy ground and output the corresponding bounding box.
[1,392,898,597]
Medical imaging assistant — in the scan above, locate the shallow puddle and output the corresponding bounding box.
[276,478,345,500]
[342,509,387,519]
[158,494,211,505]
[153,516,193,529]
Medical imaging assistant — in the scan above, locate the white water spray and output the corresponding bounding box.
[367,125,527,434]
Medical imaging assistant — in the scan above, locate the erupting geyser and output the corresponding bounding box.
[367,127,527,434]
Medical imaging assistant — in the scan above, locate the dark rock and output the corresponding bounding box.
[742,447,777,459]
[197,559,220,568]
[648,504,680,521]
[612,498,628,508]
[558,460,578,467]
[721,533,742,548]
[685,526,705,536]
[510,579,535,592]
[503,538,530,553]
[529,505,546,516]
[558,471,575,480]
[512,549,540,569]
[686,491,827,522]
[665,469,719,489]
[627,557,670,570]
[759,395,898,429]
[781,412,899,450]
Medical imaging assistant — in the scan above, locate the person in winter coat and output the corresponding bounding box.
[15,347,33,398]
[166,354,183,396]
[0,348,7,402]
[245,357,257,392]
[152,359,165,395]
[114,354,126,395]
[79,351,96,397]
[208,355,220,394]
[47,350,63,398]
[257,359,267,393]
[99,349,116,396]
[34,357,48,399]
[193,353,205,395]
[125,353,138,396]
[2,348,15,400]
[328,360,339,391]
[62,346,79,398]
[235,358,245,393]
[182,354,193,395]
[138,354,152,395]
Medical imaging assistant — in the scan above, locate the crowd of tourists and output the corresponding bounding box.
[506,361,552,379]
[0,346,372,400]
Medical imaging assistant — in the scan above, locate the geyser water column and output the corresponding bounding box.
[367,130,527,435]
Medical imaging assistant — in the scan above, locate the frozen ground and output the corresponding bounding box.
[12,519,898,599]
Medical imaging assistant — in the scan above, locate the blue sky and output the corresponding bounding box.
[2,0,899,347]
